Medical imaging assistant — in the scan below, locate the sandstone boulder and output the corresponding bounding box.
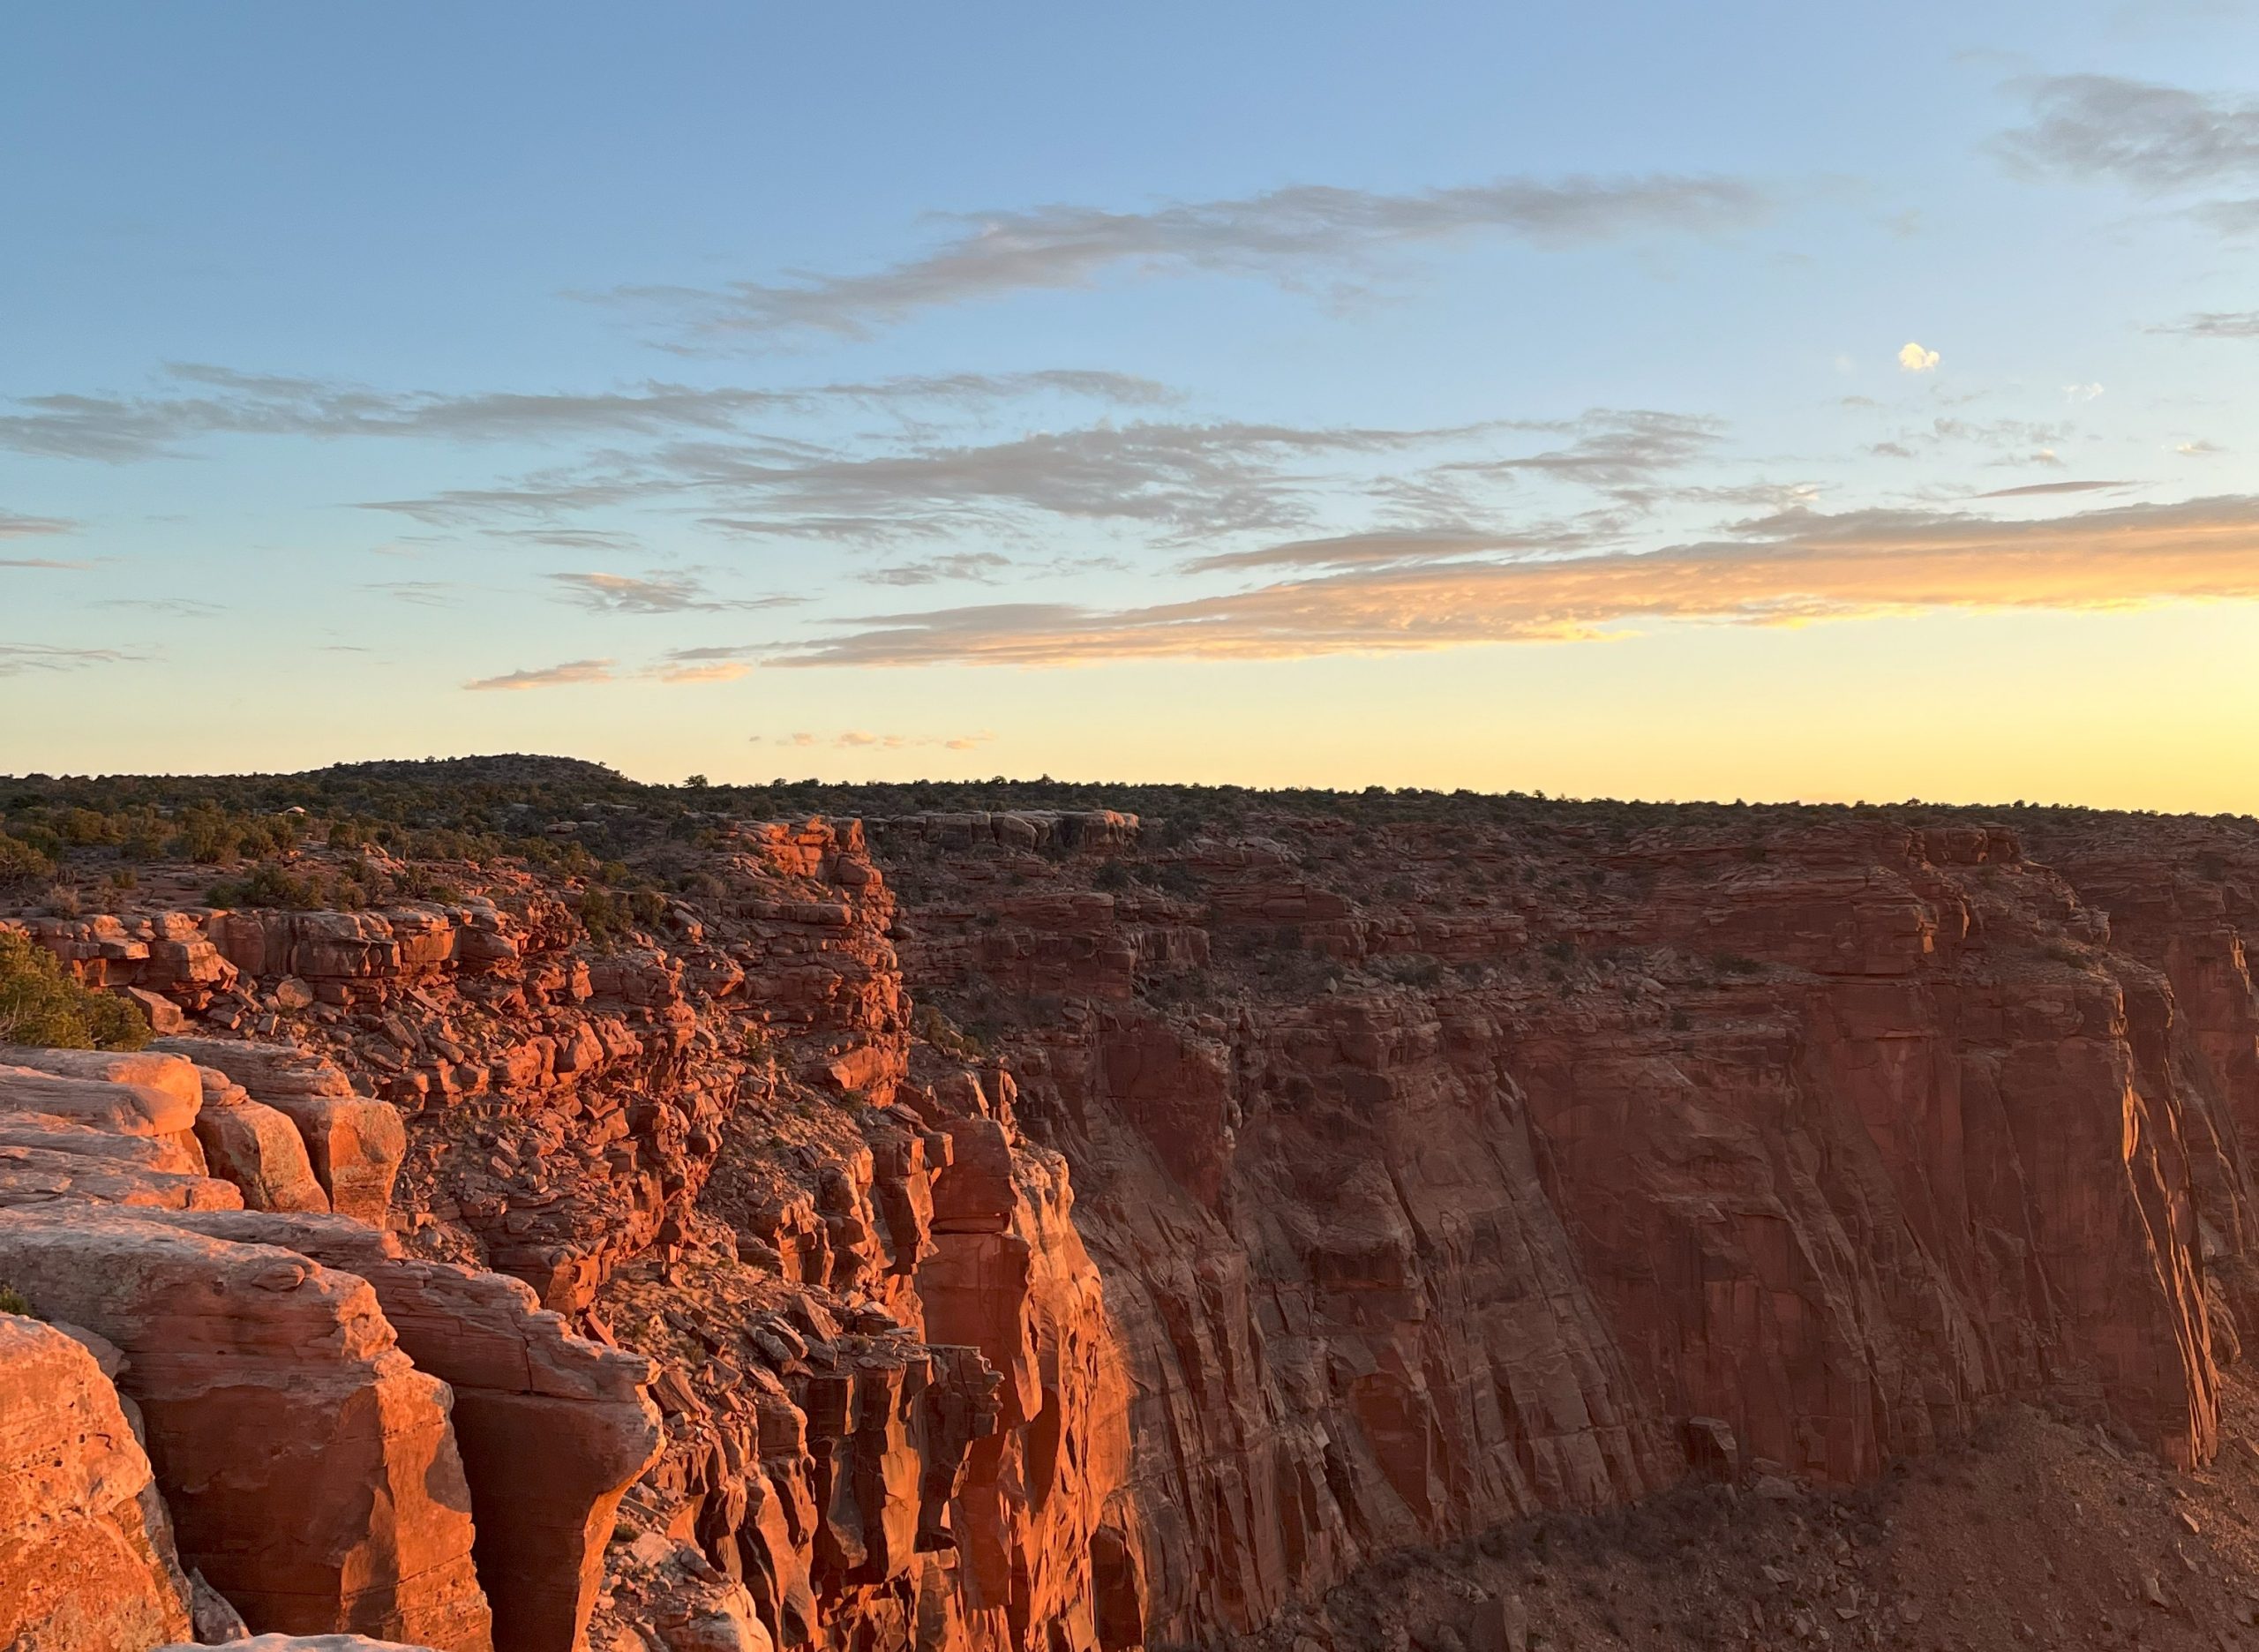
[0,1061,206,1168]
[0,1145,244,1212]
[0,1211,492,1651]
[152,1210,662,1652]
[154,1039,403,1220]
[186,1067,329,1213]
[0,1311,196,1652]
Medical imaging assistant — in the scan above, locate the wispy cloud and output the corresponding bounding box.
[0,363,1167,463]
[755,494,2259,667]
[752,728,996,751]
[1996,74,2259,229]
[1183,525,1561,574]
[1975,478,2133,497]
[545,570,800,614]
[617,175,1770,341]
[1436,409,1725,489]
[0,643,141,675]
[462,657,617,691]
[649,658,751,684]
[2150,310,2259,337]
[366,580,466,607]
[1997,74,2259,190]
[0,509,75,538]
[644,643,766,684]
[95,597,227,617]
[378,417,1511,546]
[1868,416,2073,463]
[867,551,1017,585]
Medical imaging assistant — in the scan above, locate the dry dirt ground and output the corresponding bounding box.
[1240,1374,2259,1652]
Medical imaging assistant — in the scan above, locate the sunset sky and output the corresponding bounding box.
[7,3,2259,807]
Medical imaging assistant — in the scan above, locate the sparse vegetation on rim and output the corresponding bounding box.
[0,929,150,1049]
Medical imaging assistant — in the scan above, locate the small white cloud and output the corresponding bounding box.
[2176,439,2225,456]
[1833,353,1857,374]
[2062,382,2105,402]
[1897,342,1941,372]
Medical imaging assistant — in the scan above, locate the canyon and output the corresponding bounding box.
[5,761,2259,1652]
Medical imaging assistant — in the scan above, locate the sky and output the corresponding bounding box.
[6,2,2259,808]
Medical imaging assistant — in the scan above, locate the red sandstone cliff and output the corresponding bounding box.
[872,807,2259,1646]
[6,789,2259,1652]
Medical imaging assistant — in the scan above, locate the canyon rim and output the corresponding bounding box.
[6,762,2259,1652]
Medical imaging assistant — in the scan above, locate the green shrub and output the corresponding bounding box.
[578,885,625,945]
[0,931,150,1050]
[206,863,329,910]
[0,830,55,883]
[0,1283,34,1318]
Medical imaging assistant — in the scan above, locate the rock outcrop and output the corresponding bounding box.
[0,1209,494,1650]
[0,1041,658,1652]
[0,1311,195,1652]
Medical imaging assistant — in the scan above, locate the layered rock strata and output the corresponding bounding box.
[0,1041,659,1652]
[881,809,2259,1646]
[7,795,2259,1652]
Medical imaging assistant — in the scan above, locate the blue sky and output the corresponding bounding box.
[7,2,2259,806]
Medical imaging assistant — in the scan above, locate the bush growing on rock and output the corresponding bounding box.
[0,930,150,1050]
[0,828,56,883]
[206,864,330,910]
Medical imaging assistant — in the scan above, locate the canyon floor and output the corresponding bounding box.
[6,757,2259,1652]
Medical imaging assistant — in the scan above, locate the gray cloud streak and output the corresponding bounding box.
[0,643,142,675]
[1996,75,2259,214]
[374,417,1514,544]
[0,509,75,538]
[546,570,803,614]
[621,175,1770,341]
[1975,479,2134,497]
[0,364,1167,463]
[867,552,1017,585]
[2151,310,2259,337]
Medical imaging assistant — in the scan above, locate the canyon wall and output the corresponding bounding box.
[6,788,2259,1652]
[873,807,2259,1647]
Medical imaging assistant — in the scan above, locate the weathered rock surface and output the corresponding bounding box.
[147,1210,663,1652]
[153,1038,403,1220]
[884,806,2259,1645]
[0,1057,206,1167]
[0,1211,493,1651]
[12,786,2259,1652]
[0,1311,195,1652]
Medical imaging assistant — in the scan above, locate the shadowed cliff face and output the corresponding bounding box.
[874,809,2259,1648]
[6,778,2259,1652]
